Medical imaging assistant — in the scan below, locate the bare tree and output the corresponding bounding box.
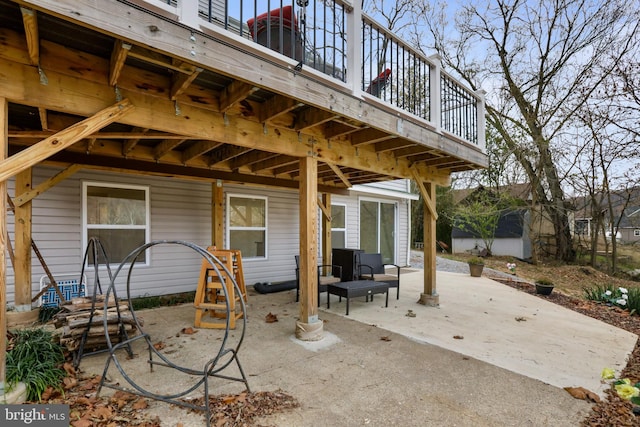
[420,0,640,261]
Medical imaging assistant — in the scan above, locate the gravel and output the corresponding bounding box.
[410,251,524,282]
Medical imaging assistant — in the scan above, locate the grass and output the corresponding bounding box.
[6,328,66,402]
[130,291,195,311]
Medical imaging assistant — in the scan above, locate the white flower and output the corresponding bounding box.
[617,299,627,306]
[605,290,612,296]
[623,294,629,300]
[619,287,628,294]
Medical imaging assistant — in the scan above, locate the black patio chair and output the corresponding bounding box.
[357,252,401,299]
[295,255,342,306]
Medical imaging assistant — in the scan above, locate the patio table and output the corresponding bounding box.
[327,280,389,315]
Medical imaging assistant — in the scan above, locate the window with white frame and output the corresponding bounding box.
[634,230,640,237]
[331,204,346,248]
[227,194,267,258]
[83,182,149,265]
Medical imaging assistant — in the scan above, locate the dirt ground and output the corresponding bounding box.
[444,253,640,298]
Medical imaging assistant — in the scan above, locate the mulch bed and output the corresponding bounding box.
[489,276,640,426]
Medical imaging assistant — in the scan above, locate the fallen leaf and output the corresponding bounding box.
[63,362,77,377]
[71,418,93,427]
[380,336,391,341]
[564,386,601,403]
[181,327,197,335]
[153,341,166,350]
[453,335,464,339]
[515,317,527,322]
[265,312,278,323]
[132,398,148,410]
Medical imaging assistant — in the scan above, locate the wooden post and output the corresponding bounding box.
[321,193,331,270]
[0,96,8,392]
[211,180,224,247]
[14,168,32,311]
[418,181,439,306]
[295,156,323,341]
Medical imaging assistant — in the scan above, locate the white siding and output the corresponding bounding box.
[6,167,212,304]
[5,167,411,305]
[452,237,525,259]
[361,179,411,193]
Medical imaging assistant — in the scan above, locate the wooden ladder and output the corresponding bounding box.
[193,247,247,329]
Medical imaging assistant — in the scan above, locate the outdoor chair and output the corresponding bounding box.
[357,252,401,299]
[295,255,342,305]
[365,68,392,97]
[247,5,304,61]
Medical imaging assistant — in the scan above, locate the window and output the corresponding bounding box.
[331,204,346,248]
[634,230,640,237]
[227,195,267,258]
[83,182,149,265]
[574,219,589,236]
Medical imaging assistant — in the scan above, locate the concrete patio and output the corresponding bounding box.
[74,270,637,426]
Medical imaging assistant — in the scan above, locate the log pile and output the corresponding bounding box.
[54,295,142,352]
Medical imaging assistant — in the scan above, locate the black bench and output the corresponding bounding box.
[327,280,389,315]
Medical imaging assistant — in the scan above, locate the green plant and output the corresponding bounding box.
[534,278,554,286]
[601,368,640,404]
[467,257,485,265]
[584,284,640,314]
[6,328,65,402]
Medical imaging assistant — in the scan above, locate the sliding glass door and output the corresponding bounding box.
[359,199,396,264]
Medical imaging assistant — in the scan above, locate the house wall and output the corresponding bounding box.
[452,237,525,259]
[5,167,411,305]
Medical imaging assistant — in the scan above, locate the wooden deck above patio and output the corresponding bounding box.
[1,0,487,191]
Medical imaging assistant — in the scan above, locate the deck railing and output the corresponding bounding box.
[127,0,484,149]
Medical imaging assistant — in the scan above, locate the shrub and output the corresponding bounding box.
[467,256,485,265]
[6,328,65,401]
[535,278,554,286]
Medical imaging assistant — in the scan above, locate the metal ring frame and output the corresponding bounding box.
[96,240,250,426]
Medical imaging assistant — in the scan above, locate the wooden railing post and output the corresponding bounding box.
[178,0,200,29]
[345,1,361,94]
[476,89,487,150]
[428,53,442,134]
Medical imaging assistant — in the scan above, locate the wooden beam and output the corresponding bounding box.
[418,181,439,306]
[20,7,39,66]
[153,138,187,160]
[410,167,438,220]
[181,140,221,163]
[37,149,351,195]
[326,162,352,188]
[122,127,148,156]
[219,80,257,112]
[14,168,32,308]
[0,47,453,183]
[109,40,130,86]
[321,193,332,276]
[211,180,223,247]
[350,128,395,146]
[0,96,7,387]
[259,95,303,123]
[38,107,48,130]
[296,156,322,339]
[13,163,82,207]
[294,108,338,132]
[0,99,134,182]
[170,67,202,101]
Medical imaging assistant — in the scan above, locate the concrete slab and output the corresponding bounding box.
[72,270,637,426]
[321,271,638,396]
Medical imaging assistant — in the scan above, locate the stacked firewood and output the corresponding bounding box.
[54,295,141,352]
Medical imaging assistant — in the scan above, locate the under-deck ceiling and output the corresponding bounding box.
[1,0,485,192]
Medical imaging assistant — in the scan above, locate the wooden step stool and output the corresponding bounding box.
[194,248,247,329]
